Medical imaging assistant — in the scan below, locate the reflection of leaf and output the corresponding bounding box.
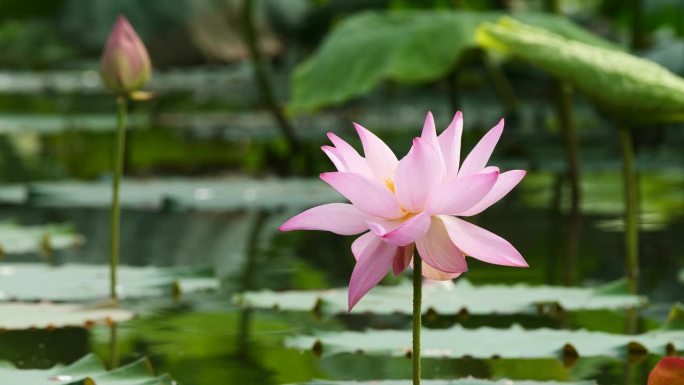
[0,263,218,302]
[238,278,646,315]
[0,303,133,330]
[0,353,172,385]
[0,178,340,211]
[477,18,684,122]
[290,380,595,385]
[286,308,684,360]
[289,10,618,113]
[93,309,328,385]
[0,222,83,255]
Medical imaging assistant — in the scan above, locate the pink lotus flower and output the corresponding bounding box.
[279,112,528,310]
[648,356,684,385]
[100,16,152,96]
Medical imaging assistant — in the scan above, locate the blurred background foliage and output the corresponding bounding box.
[1,1,684,385]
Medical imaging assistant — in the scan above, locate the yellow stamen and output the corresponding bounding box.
[384,178,396,193]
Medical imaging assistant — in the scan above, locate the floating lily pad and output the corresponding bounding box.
[0,353,173,384]
[0,178,339,211]
[0,67,250,94]
[238,279,646,316]
[0,222,83,255]
[0,263,219,302]
[0,303,133,330]
[286,305,684,360]
[291,380,595,385]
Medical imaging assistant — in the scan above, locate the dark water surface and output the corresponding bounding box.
[1,171,682,385]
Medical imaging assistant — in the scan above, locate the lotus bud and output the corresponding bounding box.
[100,16,151,96]
[648,356,684,385]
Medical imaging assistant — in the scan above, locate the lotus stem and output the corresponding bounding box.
[243,0,300,155]
[413,253,422,385]
[109,96,127,302]
[618,124,639,294]
[630,0,646,50]
[556,81,581,214]
[109,323,119,368]
[447,69,460,113]
[481,51,518,115]
[238,210,269,354]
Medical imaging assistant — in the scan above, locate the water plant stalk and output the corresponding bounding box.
[481,51,518,114]
[618,124,639,294]
[413,253,422,385]
[630,0,646,50]
[109,324,119,368]
[243,0,300,155]
[556,82,581,214]
[109,96,127,302]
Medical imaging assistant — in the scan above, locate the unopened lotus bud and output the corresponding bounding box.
[648,356,684,385]
[100,16,151,96]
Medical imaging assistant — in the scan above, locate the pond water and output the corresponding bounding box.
[1,169,682,385]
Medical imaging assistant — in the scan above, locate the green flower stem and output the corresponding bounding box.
[109,96,128,302]
[413,253,422,385]
[243,0,300,154]
[109,324,119,368]
[619,124,639,294]
[556,81,581,214]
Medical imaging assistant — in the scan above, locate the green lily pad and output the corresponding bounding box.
[289,10,617,113]
[0,303,133,330]
[476,17,684,122]
[0,263,219,302]
[285,304,684,360]
[0,178,339,211]
[0,67,249,94]
[0,222,83,255]
[0,353,173,384]
[238,279,646,315]
[291,380,595,385]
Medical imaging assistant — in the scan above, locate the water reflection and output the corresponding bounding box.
[0,176,682,384]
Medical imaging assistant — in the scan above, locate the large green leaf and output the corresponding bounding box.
[289,10,618,113]
[238,278,645,315]
[291,380,595,385]
[0,263,218,302]
[476,17,684,122]
[285,304,684,360]
[0,353,173,385]
[0,303,133,330]
[0,222,83,255]
[0,178,340,211]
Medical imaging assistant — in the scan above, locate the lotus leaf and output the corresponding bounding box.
[0,263,218,302]
[238,279,645,315]
[0,353,172,384]
[0,303,133,330]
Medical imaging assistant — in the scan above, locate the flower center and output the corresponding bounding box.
[384,178,395,193]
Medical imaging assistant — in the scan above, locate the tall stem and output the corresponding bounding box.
[481,51,518,115]
[109,96,127,302]
[619,124,639,294]
[243,0,300,154]
[413,253,422,385]
[556,81,581,214]
[109,324,119,368]
[630,0,646,50]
